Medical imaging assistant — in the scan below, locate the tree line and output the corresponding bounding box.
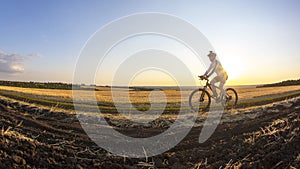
[0,80,82,90]
[257,79,300,88]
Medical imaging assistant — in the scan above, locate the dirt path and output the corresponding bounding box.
[0,98,299,168]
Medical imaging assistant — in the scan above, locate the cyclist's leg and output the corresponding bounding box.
[219,82,225,97]
[219,75,227,98]
[210,77,219,97]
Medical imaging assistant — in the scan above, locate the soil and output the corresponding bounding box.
[0,98,299,168]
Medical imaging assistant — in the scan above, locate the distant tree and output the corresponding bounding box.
[257,79,300,88]
[0,80,85,90]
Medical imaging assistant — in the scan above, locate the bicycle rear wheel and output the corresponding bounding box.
[224,88,238,109]
[189,89,211,112]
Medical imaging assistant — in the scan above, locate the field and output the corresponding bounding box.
[0,85,299,168]
[1,85,300,111]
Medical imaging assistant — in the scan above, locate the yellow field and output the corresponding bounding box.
[1,85,300,103]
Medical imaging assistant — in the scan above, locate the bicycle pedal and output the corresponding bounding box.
[212,96,218,99]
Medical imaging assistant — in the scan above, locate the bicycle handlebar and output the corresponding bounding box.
[198,75,209,81]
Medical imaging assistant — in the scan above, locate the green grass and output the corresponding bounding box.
[235,91,300,108]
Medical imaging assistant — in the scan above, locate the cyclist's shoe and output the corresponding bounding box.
[211,94,218,99]
[215,97,221,103]
[221,98,226,105]
[211,95,221,103]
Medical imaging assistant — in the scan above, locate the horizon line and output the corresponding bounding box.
[1,78,299,87]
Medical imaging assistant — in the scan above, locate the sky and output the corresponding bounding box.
[0,0,299,86]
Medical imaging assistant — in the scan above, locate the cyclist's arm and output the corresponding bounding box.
[204,60,217,77]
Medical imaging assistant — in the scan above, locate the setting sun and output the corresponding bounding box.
[221,55,245,85]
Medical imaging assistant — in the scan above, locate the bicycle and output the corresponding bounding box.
[189,76,238,111]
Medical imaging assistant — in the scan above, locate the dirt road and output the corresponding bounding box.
[0,98,299,168]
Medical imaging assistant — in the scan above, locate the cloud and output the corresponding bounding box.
[0,51,40,74]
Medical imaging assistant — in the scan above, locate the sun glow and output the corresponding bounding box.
[221,56,245,82]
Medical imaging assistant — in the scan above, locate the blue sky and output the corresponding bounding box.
[1,0,299,85]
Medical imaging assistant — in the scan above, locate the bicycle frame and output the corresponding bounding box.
[201,78,222,98]
[200,78,223,100]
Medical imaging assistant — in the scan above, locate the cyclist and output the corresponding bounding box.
[200,51,228,102]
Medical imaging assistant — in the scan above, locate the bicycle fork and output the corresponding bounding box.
[199,87,207,102]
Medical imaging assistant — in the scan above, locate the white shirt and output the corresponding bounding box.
[204,59,227,77]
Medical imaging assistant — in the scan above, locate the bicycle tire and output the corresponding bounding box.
[189,89,211,112]
[224,88,238,109]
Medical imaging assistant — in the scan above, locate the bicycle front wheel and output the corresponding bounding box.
[189,89,211,112]
[224,88,238,109]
